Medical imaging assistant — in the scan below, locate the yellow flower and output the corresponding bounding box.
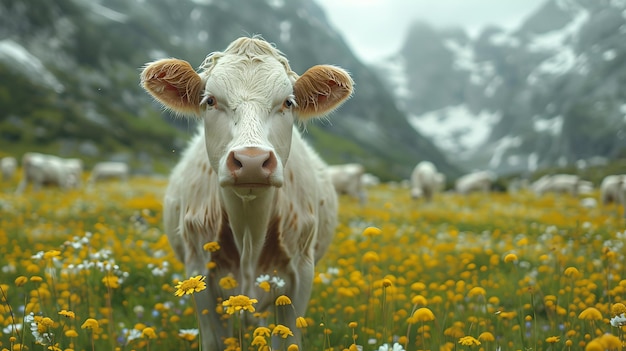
[585,340,604,351]
[382,278,392,287]
[102,275,120,289]
[458,336,481,346]
[141,327,157,339]
[362,226,382,236]
[222,295,258,314]
[58,310,75,319]
[287,344,299,351]
[411,307,435,322]
[478,332,494,342]
[564,266,580,278]
[254,327,271,337]
[296,317,308,329]
[348,321,358,329]
[467,287,486,298]
[275,295,292,306]
[258,281,271,292]
[203,241,220,252]
[43,250,61,260]
[272,324,294,339]
[362,251,379,264]
[611,303,626,316]
[174,275,207,296]
[545,336,560,343]
[411,295,427,305]
[64,329,78,338]
[81,318,99,329]
[30,276,43,283]
[207,261,217,269]
[178,329,198,341]
[578,307,603,320]
[14,276,28,287]
[251,335,267,346]
[503,253,518,263]
[219,276,238,290]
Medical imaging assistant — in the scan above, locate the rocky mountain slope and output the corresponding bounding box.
[377,0,626,176]
[0,0,459,180]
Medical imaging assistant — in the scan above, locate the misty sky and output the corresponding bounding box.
[315,0,547,62]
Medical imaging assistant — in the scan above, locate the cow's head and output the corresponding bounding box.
[141,37,353,193]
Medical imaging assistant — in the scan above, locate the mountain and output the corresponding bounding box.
[376,0,626,177]
[0,0,459,181]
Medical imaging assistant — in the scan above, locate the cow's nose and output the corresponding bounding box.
[226,147,277,185]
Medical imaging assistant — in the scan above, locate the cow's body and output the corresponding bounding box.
[600,174,626,205]
[327,163,366,204]
[1,156,17,181]
[531,174,579,196]
[410,161,439,201]
[455,170,495,194]
[88,162,129,184]
[16,153,80,193]
[141,37,353,351]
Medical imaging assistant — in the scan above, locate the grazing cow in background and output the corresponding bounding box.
[88,162,130,185]
[64,158,84,188]
[327,163,366,204]
[16,153,79,193]
[600,175,626,205]
[531,174,580,196]
[141,36,353,351]
[455,170,495,195]
[1,156,17,181]
[361,173,380,187]
[410,161,439,201]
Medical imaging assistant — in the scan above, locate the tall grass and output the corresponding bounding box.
[0,175,625,351]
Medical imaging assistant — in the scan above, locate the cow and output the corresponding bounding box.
[531,174,580,196]
[140,36,353,351]
[327,163,366,204]
[410,161,439,201]
[1,156,17,181]
[455,170,495,195]
[87,161,130,184]
[15,153,80,193]
[600,175,626,205]
[64,158,84,188]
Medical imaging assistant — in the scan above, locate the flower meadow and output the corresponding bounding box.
[1,176,626,351]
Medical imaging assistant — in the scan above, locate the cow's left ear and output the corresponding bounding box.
[141,58,203,116]
[294,65,354,119]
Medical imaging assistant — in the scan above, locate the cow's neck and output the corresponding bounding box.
[221,186,278,290]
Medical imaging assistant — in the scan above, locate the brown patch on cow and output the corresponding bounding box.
[308,202,314,214]
[259,217,290,271]
[289,170,294,183]
[319,199,324,206]
[212,213,239,270]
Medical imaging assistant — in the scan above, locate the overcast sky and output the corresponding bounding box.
[315,0,547,63]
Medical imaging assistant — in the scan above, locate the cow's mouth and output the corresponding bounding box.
[232,182,272,188]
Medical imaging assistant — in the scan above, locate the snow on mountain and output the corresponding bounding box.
[0,40,64,93]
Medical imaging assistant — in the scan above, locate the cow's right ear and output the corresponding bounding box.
[141,59,203,116]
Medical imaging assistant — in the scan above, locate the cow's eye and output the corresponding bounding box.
[283,98,294,109]
[201,95,217,107]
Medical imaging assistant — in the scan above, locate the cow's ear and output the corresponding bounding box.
[141,59,203,116]
[294,65,354,119]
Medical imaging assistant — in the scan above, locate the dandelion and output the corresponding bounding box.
[30,276,43,283]
[258,281,271,292]
[411,307,435,322]
[564,266,580,278]
[178,328,199,341]
[478,332,495,342]
[174,275,207,296]
[287,344,299,351]
[363,226,382,236]
[458,336,481,346]
[611,303,626,316]
[503,253,518,263]
[254,327,271,337]
[251,335,268,347]
[203,241,220,252]
[219,275,239,289]
[578,307,603,320]
[58,310,75,319]
[296,317,308,329]
[467,286,486,298]
[272,324,294,339]
[141,327,157,339]
[64,329,78,338]
[362,251,380,264]
[545,336,560,343]
[14,276,28,287]
[275,295,292,306]
[222,295,258,314]
[102,275,120,289]
[81,318,99,329]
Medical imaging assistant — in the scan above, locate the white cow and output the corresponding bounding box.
[88,162,130,184]
[531,174,580,196]
[64,158,84,188]
[327,163,366,204]
[410,161,439,201]
[455,170,495,195]
[141,36,353,351]
[1,156,17,181]
[15,153,79,193]
[600,174,626,205]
